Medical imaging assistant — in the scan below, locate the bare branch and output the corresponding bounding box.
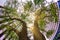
[0,6,5,8]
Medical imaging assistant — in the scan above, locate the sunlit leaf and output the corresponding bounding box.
[38,19,46,31]
[40,13,47,19]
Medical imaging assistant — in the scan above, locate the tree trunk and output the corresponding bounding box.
[32,26,46,40]
[19,23,30,40]
[31,16,46,40]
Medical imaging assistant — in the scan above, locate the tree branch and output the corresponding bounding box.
[0,6,5,8]
[0,19,11,24]
[0,15,9,18]
[0,5,29,40]
[0,15,26,26]
[0,21,20,35]
[9,26,20,35]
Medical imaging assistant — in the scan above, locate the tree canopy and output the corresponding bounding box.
[0,0,58,40]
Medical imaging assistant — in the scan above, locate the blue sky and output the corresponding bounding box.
[0,0,6,6]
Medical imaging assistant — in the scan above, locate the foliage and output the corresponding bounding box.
[50,3,58,22]
[4,7,18,17]
[46,30,54,37]
[0,0,58,40]
[34,0,44,5]
[39,13,47,19]
[6,0,18,8]
[38,19,46,31]
[0,0,19,40]
[24,1,32,11]
[7,31,18,40]
[20,13,29,19]
[35,9,47,31]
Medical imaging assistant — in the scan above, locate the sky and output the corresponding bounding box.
[46,0,58,2]
[0,0,58,6]
[0,0,6,6]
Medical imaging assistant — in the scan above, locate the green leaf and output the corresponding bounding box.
[40,13,47,19]
[0,19,11,23]
[0,25,7,30]
[54,15,58,22]
[8,31,18,40]
[50,3,56,16]
[38,19,46,31]
[39,19,46,27]
[24,1,32,11]
[50,3,58,22]
[20,13,29,20]
[4,6,17,14]
[48,16,54,22]
[34,0,44,5]
[4,6,18,17]
[21,14,26,19]
[3,30,12,40]
[6,26,12,31]
[0,20,13,30]
[46,30,54,37]
[13,0,17,4]
[35,8,47,18]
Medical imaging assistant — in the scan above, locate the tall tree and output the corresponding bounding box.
[0,0,58,40]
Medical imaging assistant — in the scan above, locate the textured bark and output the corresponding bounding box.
[10,18,30,40]
[19,23,30,40]
[11,18,30,40]
[33,25,46,40]
[31,16,46,40]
